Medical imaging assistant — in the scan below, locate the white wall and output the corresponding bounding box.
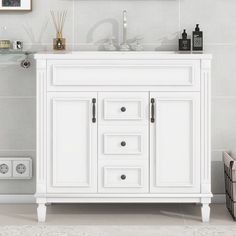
[0,0,234,194]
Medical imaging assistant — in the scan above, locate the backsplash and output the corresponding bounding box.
[0,0,235,194]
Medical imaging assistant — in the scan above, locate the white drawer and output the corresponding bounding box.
[99,126,148,160]
[103,133,142,155]
[98,160,148,193]
[99,92,148,125]
[104,167,143,188]
[104,99,143,121]
[47,60,200,91]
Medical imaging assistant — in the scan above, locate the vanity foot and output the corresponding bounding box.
[37,203,47,222]
[201,203,210,222]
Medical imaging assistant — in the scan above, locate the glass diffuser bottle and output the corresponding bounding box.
[53,32,66,50]
[51,10,67,50]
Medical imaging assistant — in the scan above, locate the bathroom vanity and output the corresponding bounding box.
[35,51,212,222]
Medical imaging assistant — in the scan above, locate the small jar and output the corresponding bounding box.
[12,40,23,50]
[0,40,11,49]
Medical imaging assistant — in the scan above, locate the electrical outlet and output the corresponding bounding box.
[0,157,32,179]
[13,159,32,179]
[0,160,12,178]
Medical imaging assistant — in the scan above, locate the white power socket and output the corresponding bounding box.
[0,157,32,179]
[0,160,12,178]
[13,159,32,179]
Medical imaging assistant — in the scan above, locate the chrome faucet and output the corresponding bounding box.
[123,10,127,44]
[120,10,131,51]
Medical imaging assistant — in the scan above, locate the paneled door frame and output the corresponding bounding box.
[46,92,97,193]
[150,92,200,193]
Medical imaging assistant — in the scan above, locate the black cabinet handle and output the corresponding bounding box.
[121,107,126,112]
[151,98,155,123]
[121,175,126,180]
[121,141,126,147]
[92,98,96,123]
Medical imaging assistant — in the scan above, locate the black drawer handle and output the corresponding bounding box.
[121,175,126,180]
[151,98,155,123]
[92,98,96,123]
[121,107,126,112]
[121,141,126,147]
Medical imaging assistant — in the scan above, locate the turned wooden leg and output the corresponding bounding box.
[37,203,47,222]
[201,203,210,223]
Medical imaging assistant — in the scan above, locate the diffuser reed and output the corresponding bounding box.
[50,10,67,50]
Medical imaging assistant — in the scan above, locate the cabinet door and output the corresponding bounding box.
[150,92,200,193]
[47,92,97,193]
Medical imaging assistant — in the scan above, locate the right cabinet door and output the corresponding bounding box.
[150,92,200,193]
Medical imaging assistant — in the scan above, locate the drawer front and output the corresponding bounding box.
[104,99,143,121]
[99,92,148,125]
[104,167,143,188]
[104,133,142,155]
[98,160,148,193]
[99,126,148,160]
[47,60,200,91]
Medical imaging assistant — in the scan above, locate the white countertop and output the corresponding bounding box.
[34,51,212,60]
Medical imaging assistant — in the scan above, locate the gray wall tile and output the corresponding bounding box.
[212,98,236,150]
[0,99,36,150]
[180,0,236,44]
[0,151,35,194]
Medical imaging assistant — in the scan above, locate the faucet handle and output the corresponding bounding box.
[104,37,118,51]
[131,38,144,51]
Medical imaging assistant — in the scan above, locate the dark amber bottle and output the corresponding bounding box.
[192,24,203,51]
[179,30,191,51]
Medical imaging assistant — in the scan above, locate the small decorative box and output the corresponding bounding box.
[0,40,11,49]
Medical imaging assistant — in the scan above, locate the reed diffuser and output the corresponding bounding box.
[50,10,67,50]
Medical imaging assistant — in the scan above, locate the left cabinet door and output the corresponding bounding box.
[47,92,97,193]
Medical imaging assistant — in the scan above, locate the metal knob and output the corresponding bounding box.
[121,141,126,147]
[121,107,126,112]
[21,59,31,69]
[121,175,126,180]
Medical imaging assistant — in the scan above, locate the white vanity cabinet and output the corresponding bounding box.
[35,52,212,223]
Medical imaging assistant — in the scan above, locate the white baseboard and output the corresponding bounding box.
[0,194,226,204]
[0,195,35,204]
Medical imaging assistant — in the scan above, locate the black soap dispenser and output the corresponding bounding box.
[192,24,203,51]
[179,30,191,51]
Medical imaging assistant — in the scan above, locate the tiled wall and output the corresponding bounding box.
[0,0,234,194]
